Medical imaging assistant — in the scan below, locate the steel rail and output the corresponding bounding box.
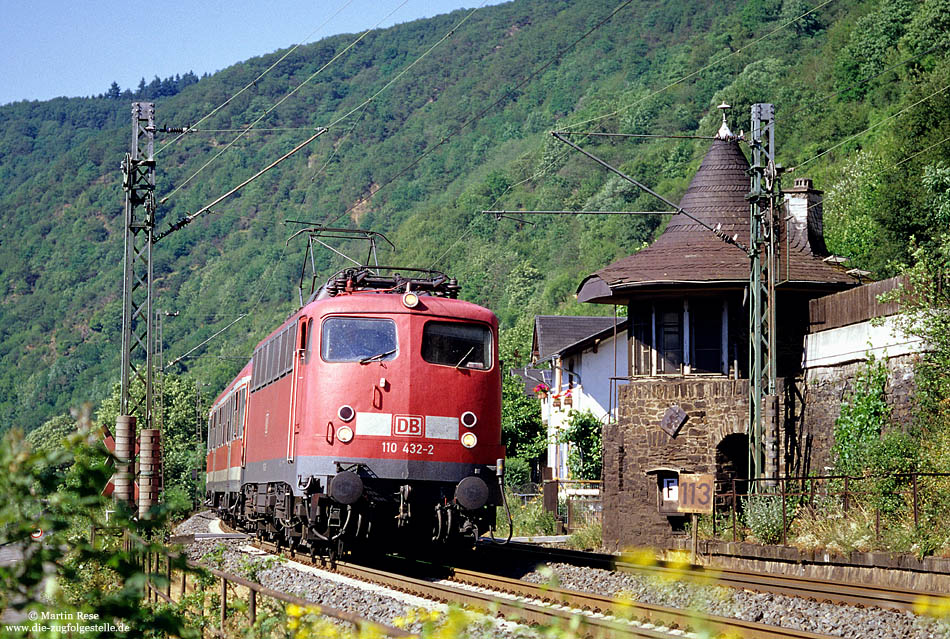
[481,542,947,614]
[251,538,833,639]
[447,566,833,639]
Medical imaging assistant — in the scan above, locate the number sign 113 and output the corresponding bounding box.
[677,473,714,514]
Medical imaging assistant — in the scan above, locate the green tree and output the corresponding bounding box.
[557,409,603,480]
[501,373,546,466]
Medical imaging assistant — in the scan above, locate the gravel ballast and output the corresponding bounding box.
[172,514,949,638]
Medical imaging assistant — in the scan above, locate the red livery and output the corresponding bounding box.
[205,267,505,557]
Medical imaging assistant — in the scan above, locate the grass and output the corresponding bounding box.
[494,489,558,537]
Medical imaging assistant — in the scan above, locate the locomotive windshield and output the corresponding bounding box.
[421,321,492,369]
[321,317,398,362]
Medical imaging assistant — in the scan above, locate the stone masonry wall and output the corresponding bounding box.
[800,353,919,473]
[603,378,749,550]
[604,356,919,550]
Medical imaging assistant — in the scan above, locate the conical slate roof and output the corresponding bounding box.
[576,138,856,304]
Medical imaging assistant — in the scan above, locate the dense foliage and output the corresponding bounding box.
[558,409,604,481]
[0,411,197,638]
[500,373,546,478]
[2,0,950,434]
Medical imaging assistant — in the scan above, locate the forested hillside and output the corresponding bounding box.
[1,0,948,431]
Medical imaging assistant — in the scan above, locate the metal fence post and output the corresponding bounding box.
[912,473,919,527]
[781,477,787,545]
[220,576,227,631]
[166,554,172,599]
[146,552,151,602]
[250,589,257,625]
[731,479,737,542]
[843,476,850,512]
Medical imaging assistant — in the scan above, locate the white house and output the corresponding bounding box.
[531,315,628,480]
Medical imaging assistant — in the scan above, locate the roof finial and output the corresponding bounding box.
[716,102,733,139]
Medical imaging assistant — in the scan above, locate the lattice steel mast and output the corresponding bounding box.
[120,102,156,423]
[747,103,780,486]
[114,102,156,511]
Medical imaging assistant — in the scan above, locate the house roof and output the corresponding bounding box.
[576,138,857,304]
[532,315,623,362]
[557,318,629,359]
[508,367,552,397]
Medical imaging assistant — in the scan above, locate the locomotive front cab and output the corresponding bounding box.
[296,291,506,550]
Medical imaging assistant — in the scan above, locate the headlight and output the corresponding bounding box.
[460,411,477,428]
[337,425,354,443]
[460,432,477,449]
[338,405,355,422]
[402,291,419,308]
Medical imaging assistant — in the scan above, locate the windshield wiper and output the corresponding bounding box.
[359,349,396,364]
[454,346,475,369]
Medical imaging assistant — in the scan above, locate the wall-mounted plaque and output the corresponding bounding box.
[659,405,688,438]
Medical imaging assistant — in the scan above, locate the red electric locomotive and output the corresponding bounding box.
[205,266,506,557]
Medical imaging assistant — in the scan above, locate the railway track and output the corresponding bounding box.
[247,537,835,639]
[475,541,948,614]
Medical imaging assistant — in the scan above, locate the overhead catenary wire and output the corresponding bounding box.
[894,133,950,167]
[790,83,950,172]
[325,0,637,231]
[160,0,410,206]
[562,0,835,132]
[164,238,292,369]
[776,41,946,126]
[323,3,488,131]
[311,102,372,183]
[155,0,356,157]
[430,0,823,268]
[155,129,327,241]
[427,144,578,269]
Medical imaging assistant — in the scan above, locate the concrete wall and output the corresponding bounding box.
[803,315,924,368]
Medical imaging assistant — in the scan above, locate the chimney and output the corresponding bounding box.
[783,177,829,256]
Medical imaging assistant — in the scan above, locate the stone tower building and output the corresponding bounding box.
[576,131,857,548]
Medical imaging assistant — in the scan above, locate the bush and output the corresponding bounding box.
[504,456,531,488]
[742,492,787,544]
[832,354,891,477]
[566,522,602,551]
[558,409,603,480]
[163,485,195,520]
[495,489,558,537]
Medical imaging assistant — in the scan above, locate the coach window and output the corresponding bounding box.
[282,327,294,375]
[322,317,398,362]
[251,347,260,390]
[236,389,245,438]
[422,321,491,370]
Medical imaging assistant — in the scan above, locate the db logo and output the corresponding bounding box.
[31,529,43,540]
[393,415,423,437]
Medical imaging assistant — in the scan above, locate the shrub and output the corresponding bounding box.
[495,489,558,537]
[504,456,531,488]
[742,492,787,544]
[558,409,603,480]
[567,522,602,551]
[832,353,891,477]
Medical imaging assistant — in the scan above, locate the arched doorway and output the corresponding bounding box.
[716,433,749,509]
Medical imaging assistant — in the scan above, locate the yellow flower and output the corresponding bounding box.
[620,547,657,567]
[287,603,304,617]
